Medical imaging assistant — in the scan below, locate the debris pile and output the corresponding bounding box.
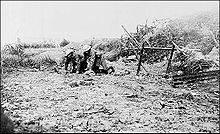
[172,46,219,76]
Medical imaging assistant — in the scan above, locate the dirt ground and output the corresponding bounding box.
[1,61,219,133]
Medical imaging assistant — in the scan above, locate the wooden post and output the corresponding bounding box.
[122,25,148,73]
[166,44,175,74]
[127,41,148,73]
[122,25,141,49]
[136,42,145,76]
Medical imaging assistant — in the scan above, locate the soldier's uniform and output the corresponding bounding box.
[64,49,81,73]
[80,45,114,74]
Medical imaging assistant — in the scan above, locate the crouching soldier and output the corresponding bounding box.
[79,45,115,75]
[92,51,115,74]
[64,48,80,74]
[77,45,91,74]
[77,54,87,74]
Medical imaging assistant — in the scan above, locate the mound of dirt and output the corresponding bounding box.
[100,40,122,62]
[91,39,122,62]
[28,48,65,66]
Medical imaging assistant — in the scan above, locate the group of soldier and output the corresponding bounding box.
[64,44,115,75]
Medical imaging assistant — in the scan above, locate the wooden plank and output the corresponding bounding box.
[136,42,145,76]
[172,76,219,86]
[171,70,220,87]
[123,47,177,51]
[166,44,175,74]
[172,70,220,81]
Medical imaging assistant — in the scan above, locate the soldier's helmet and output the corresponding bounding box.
[65,49,73,56]
[82,45,91,52]
[95,51,103,57]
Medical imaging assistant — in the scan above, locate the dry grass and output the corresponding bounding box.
[1,43,65,73]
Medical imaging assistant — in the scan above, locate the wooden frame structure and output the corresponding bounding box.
[121,24,219,87]
[121,25,177,76]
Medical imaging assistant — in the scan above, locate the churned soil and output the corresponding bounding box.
[1,61,219,133]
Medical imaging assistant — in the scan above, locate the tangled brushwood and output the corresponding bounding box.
[172,51,216,75]
[120,15,219,75]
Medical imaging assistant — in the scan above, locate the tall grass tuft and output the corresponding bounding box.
[2,43,26,67]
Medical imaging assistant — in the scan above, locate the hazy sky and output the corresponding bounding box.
[1,1,219,45]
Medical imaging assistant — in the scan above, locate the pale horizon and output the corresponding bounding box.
[1,1,219,46]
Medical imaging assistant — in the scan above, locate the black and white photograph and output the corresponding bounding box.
[1,1,219,133]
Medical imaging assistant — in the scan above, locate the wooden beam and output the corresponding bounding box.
[171,70,220,86]
[166,44,175,74]
[123,47,177,51]
[136,42,145,76]
[121,25,141,49]
[127,41,148,73]
[172,70,220,81]
[122,36,148,73]
[121,25,149,73]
